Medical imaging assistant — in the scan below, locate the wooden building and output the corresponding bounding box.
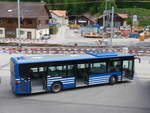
[0,2,51,39]
[69,13,96,26]
[97,13,128,28]
[49,10,68,25]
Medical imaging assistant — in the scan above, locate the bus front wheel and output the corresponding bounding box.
[51,82,62,93]
[109,76,117,85]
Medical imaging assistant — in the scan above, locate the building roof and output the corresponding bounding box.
[82,13,97,23]
[117,13,128,19]
[50,10,67,17]
[0,2,49,19]
[69,13,97,23]
[98,13,128,19]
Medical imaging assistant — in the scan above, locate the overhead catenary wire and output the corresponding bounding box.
[46,1,102,6]
[46,0,150,6]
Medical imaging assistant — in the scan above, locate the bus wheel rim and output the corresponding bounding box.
[53,83,61,92]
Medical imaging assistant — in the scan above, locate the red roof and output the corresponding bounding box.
[98,13,128,19]
[117,13,128,19]
[50,10,67,17]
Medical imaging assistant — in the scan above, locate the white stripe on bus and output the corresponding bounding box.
[89,79,108,82]
[47,77,75,81]
[89,81,107,85]
[47,82,75,85]
[47,80,75,84]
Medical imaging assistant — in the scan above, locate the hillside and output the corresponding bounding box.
[117,8,150,26]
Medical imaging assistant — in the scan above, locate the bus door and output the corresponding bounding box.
[75,63,89,87]
[30,67,47,93]
[122,60,134,80]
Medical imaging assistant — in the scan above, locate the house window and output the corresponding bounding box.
[27,19,32,24]
[0,18,2,24]
[20,19,24,24]
[20,30,25,35]
[8,18,13,24]
[0,30,3,34]
[38,20,41,25]
[45,20,49,24]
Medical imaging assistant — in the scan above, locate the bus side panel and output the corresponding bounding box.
[47,77,75,91]
[15,63,31,94]
[89,72,122,85]
[15,80,31,94]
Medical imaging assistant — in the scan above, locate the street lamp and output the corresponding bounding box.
[17,0,21,48]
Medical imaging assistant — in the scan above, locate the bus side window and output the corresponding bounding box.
[39,67,46,72]
[90,62,106,74]
[108,61,122,73]
[123,60,133,76]
[48,66,67,78]
[31,67,38,73]
[114,61,122,72]
[108,62,115,72]
[30,67,39,78]
[67,65,74,77]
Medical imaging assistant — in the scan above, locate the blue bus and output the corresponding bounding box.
[10,51,134,94]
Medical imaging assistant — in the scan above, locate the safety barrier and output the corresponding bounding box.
[0,47,150,56]
[0,38,48,44]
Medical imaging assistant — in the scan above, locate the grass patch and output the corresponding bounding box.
[117,8,150,26]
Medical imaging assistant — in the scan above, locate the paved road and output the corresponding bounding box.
[48,26,150,46]
[0,54,150,113]
[0,76,150,113]
[0,25,150,47]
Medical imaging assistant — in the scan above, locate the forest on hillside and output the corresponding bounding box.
[0,0,150,26]
[0,0,150,15]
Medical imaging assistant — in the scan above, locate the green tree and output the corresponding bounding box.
[99,0,117,14]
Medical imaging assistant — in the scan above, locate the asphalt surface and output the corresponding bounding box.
[1,25,149,47]
[49,26,150,46]
[0,54,150,113]
[0,76,150,113]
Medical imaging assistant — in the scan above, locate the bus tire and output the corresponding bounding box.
[51,82,62,93]
[109,76,117,85]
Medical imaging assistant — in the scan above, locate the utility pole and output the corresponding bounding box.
[103,0,108,30]
[17,0,21,48]
[110,6,114,49]
[105,0,108,10]
[102,0,108,42]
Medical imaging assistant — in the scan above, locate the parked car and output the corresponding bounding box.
[144,25,150,32]
[74,29,79,33]
[41,34,51,39]
[120,26,130,30]
[83,32,103,38]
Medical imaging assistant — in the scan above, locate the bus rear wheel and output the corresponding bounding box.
[51,82,62,93]
[109,76,117,85]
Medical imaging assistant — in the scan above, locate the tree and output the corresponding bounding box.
[107,0,117,10]
[99,0,117,14]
